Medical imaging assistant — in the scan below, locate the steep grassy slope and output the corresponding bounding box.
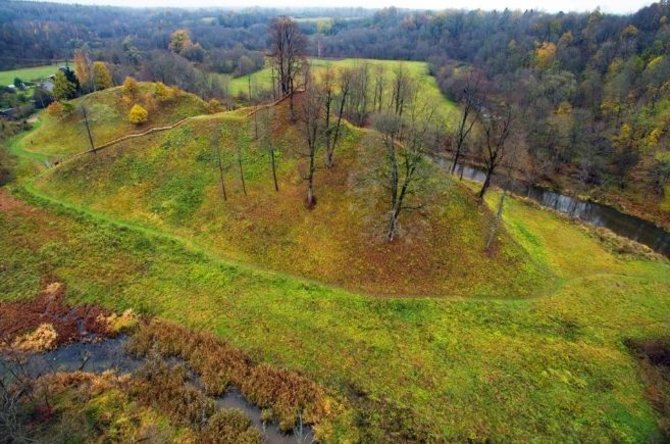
[34,98,545,297]
[2,183,669,441]
[16,82,207,158]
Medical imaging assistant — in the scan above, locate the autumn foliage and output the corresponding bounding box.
[128,104,149,125]
[127,319,330,432]
[122,76,139,97]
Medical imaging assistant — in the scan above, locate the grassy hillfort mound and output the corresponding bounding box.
[3,4,670,441]
[17,82,208,158]
[35,86,547,297]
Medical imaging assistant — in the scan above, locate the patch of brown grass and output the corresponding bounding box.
[11,323,58,352]
[130,354,262,442]
[199,409,263,444]
[130,354,216,428]
[0,281,135,350]
[128,319,330,431]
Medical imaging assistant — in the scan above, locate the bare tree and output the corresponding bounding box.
[299,73,323,209]
[478,103,514,199]
[320,66,336,169]
[390,63,414,119]
[346,62,370,126]
[80,105,96,153]
[371,64,386,113]
[212,133,228,201]
[484,133,523,252]
[237,136,248,197]
[374,77,434,241]
[268,16,307,117]
[451,73,480,174]
[325,67,352,169]
[258,107,279,192]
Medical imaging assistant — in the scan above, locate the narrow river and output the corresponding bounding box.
[434,157,670,259]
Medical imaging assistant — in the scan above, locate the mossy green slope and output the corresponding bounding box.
[35,101,545,297]
[16,82,207,158]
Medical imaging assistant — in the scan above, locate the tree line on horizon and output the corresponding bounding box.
[1,1,669,216]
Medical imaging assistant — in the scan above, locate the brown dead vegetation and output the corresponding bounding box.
[127,319,330,432]
[130,354,262,442]
[0,281,136,352]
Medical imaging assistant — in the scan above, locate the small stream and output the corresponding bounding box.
[0,337,313,444]
[435,157,670,259]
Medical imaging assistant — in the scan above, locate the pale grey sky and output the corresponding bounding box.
[30,0,654,15]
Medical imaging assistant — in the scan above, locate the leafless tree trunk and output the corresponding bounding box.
[478,103,514,199]
[213,134,228,201]
[485,190,507,252]
[451,73,480,174]
[326,68,352,169]
[237,144,247,197]
[346,63,370,126]
[268,16,307,119]
[372,64,386,113]
[81,105,96,153]
[259,107,280,192]
[321,67,336,169]
[300,73,323,209]
[391,63,412,119]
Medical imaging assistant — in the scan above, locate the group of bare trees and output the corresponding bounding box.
[267,16,520,244]
[373,66,438,240]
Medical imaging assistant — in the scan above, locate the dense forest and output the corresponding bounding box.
[1,0,670,223]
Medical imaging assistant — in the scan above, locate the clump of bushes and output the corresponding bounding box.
[46,101,73,119]
[128,104,148,125]
[127,319,330,431]
[207,98,223,114]
[131,354,216,428]
[11,323,58,352]
[154,82,174,102]
[200,409,262,443]
[122,76,139,97]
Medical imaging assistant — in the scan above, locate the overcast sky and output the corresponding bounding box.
[30,0,654,15]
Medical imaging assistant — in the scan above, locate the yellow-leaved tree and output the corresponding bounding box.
[123,76,139,97]
[93,62,113,91]
[128,104,148,125]
[169,29,193,54]
[154,82,173,101]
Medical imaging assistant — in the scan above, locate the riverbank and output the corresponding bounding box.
[433,153,670,259]
[437,151,670,232]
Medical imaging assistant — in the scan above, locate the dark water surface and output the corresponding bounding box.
[435,156,670,258]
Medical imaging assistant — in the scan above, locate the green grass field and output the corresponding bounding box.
[2,79,670,441]
[0,63,64,86]
[229,58,460,129]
